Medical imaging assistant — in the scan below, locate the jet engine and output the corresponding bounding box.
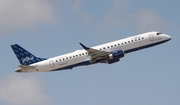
[104,49,125,64]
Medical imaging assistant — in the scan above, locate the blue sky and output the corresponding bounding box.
[0,0,179,105]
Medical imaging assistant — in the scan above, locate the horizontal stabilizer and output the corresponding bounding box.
[19,65,36,70]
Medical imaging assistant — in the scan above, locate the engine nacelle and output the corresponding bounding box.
[109,49,125,60]
[105,58,120,64]
[103,49,125,64]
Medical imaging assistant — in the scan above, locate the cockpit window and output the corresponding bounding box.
[157,32,163,35]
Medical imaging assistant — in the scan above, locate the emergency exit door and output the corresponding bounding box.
[149,34,154,41]
[49,60,55,68]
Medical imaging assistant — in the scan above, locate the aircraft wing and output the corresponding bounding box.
[79,43,110,63]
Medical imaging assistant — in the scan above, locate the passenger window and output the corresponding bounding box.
[59,59,61,61]
[132,40,133,42]
[82,53,84,55]
[114,45,116,46]
[139,38,141,40]
[107,46,109,48]
[73,56,75,57]
[66,58,68,59]
[135,39,137,41]
[142,37,144,39]
[128,41,130,43]
[79,54,81,56]
[118,44,120,46]
[86,52,88,54]
[125,42,126,44]
[121,43,123,45]
[70,56,71,58]
[76,55,78,57]
[111,45,113,47]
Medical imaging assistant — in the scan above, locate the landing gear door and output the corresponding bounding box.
[149,34,154,41]
[49,60,55,68]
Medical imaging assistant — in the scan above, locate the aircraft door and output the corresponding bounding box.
[49,60,55,68]
[149,34,154,41]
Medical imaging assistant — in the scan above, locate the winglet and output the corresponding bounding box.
[79,43,90,50]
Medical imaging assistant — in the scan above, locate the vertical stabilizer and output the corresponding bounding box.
[11,44,47,65]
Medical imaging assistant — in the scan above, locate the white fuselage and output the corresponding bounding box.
[16,31,171,72]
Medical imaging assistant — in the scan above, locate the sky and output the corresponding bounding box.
[0,0,179,105]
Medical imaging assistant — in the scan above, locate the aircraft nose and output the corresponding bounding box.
[169,35,172,40]
[164,34,172,40]
[167,35,172,40]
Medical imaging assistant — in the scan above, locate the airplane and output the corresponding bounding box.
[11,31,171,72]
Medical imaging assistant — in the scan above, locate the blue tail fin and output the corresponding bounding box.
[11,44,47,65]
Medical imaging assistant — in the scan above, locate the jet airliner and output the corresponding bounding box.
[11,32,171,72]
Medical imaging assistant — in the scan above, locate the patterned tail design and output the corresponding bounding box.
[11,44,47,65]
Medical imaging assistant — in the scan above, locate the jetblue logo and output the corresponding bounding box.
[22,57,34,63]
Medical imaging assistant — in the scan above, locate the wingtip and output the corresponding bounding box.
[79,43,89,50]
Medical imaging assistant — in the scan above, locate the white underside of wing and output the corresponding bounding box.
[86,48,110,63]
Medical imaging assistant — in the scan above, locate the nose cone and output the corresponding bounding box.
[164,34,172,41]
